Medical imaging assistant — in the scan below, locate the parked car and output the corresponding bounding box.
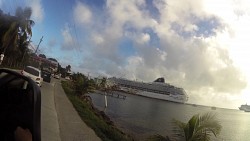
[65,76,70,80]
[54,74,60,79]
[42,71,51,83]
[21,66,43,87]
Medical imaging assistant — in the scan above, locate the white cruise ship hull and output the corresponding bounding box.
[120,87,187,103]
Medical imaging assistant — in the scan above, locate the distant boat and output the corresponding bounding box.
[239,104,250,112]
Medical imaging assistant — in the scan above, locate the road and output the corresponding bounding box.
[40,78,101,141]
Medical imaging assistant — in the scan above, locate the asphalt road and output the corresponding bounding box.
[40,78,101,141]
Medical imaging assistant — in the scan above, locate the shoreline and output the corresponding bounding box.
[95,89,239,111]
[61,81,134,141]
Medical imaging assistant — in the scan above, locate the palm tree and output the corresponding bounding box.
[172,112,222,141]
[0,7,34,68]
[100,77,107,89]
[66,65,71,72]
[2,7,34,54]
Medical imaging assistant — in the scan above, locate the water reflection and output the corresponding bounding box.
[89,92,250,141]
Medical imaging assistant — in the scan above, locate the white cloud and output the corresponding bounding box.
[74,1,92,25]
[71,0,250,108]
[27,0,44,23]
[137,33,150,44]
[124,32,151,45]
[61,24,76,50]
[91,33,104,45]
[157,48,167,61]
[105,0,157,41]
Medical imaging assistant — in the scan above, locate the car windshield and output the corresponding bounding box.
[24,67,39,77]
[1,1,250,141]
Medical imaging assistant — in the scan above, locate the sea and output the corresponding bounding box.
[89,92,250,141]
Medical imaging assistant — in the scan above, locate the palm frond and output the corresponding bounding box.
[172,119,186,140]
[2,22,19,49]
[196,112,222,137]
[172,112,222,141]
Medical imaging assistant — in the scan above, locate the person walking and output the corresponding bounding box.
[0,53,4,65]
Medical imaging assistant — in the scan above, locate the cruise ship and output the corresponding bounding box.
[239,104,250,112]
[109,77,188,103]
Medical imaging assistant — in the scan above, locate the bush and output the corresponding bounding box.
[61,81,134,141]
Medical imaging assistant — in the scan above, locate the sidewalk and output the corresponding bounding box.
[54,81,101,141]
[41,82,61,141]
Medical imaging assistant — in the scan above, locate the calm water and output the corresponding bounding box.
[89,92,250,141]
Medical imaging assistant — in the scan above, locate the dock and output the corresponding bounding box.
[95,90,126,100]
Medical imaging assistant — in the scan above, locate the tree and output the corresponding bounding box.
[2,7,34,54]
[48,58,57,62]
[38,54,46,58]
[100,77,107,89]
[0,7,34,67]
[172,112,222,141]
[66,65,71,72]
[72,72,96,98]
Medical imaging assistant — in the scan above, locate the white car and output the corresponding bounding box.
[54,74,60,79]
[65,76,70,80]
[21,66,43,87]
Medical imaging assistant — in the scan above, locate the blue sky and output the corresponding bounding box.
[1,0,250,108]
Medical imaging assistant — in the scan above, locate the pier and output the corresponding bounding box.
[95,90,126,100]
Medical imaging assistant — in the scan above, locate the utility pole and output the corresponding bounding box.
[35,36,43,54]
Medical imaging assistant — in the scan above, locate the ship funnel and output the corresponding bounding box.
[154,77,165,83]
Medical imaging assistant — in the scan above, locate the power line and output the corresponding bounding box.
[67,0,82,60]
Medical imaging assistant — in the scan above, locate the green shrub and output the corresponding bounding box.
[61,81,133,141]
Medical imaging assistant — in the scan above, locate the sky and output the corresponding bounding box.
[1,0,250,109]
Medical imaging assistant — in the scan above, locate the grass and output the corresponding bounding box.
[61,81,134,141]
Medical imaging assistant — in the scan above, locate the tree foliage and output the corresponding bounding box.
[66,65,71,72]
[148,112,222,141]
[100,77,107,89]
[0,7,34,67]
[172,112,222,141]
[71,72,96,97]
[38,54,46,58]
